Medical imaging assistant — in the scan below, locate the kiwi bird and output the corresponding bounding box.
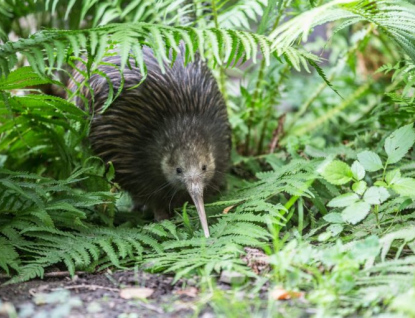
[69,47,231,237]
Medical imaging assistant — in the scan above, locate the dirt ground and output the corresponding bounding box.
[0,270,214,318]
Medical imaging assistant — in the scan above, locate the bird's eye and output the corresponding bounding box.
[176,167,182,174]
[202,165,207,171]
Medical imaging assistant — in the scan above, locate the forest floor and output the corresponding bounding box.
[0,249,311,318]
[0,270,216,318]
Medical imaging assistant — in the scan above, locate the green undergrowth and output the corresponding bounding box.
[2,0,415,317]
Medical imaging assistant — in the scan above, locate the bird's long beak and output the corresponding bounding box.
[187,182,210,238]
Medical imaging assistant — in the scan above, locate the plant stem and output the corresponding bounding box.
[244,0,288,155]
[257,64,290,154]
[298,198,304,236]
[284,24,375,135]
[286,81,371,138]
[244,58,266,155]
[373,205,381,228]
[284,179,315,211]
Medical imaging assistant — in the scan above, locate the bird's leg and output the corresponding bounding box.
[132,203,154,220]
[154,209,171,221]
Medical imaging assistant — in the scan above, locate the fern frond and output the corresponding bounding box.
[0,237,20,275]
[216,0,266,30]
[270,0,415,64]
[380,226,415,260]
[0,23,272,77]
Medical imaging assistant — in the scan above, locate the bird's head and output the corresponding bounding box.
[161,141,215,238]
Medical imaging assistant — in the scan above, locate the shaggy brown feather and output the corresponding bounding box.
[68,48,231,234]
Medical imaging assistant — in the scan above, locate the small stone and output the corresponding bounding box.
[219,271,245,285]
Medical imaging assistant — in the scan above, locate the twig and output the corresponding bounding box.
[50,284,119,292]
[0,271,86,280]
[45,271,86,278]
[269,113,286,153]
[136,301,165,314]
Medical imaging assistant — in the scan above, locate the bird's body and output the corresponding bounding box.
[69,48,231,237]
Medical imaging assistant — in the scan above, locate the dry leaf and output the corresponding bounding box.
[119,287,154,300]
[223,205,235,214]
[174,287,198,298]
[270,287,304,300]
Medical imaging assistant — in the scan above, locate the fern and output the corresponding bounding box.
[0,67,89,178]
[3,224,164,284]
[2,5,415,317]
[208,0,267,30]
[270,0,415,68]
[0,237,19,275]
[0,23,272,77]
[380,226,415,260]
[0,167,115,280]
[139,160,318,280]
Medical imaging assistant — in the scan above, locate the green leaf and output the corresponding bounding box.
[351,236,380,261]
[352,181,367,195]
[385,169,401,185]
[327,193,359,208]
[391,178,415,197]
[357,151,383,172]
[385,124,415,164]
[323,212,344,224]
[307,58,342,98]
[374,181,388,187]
[327,224,344,236]
[351,161,365,181]
[318,232,332,242]
[321,160,353,185]
[342,201,371,224]
[363,186,390,205]
[257,0,278,35]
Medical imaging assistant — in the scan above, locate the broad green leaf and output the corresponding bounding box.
[351,161,365,181]
[318,232,332,242]
[321,160,353,185]
[391,178,415,197]
[357,151,383,172]
[363,186,390,205]
[323,212,343,224]
[342,201,371,224]
[327,193,359,208]
[385,124,415,164]
[374,181,388,187]
[327,224,344,236]
[385,169,401,185]
[352,181,367,195]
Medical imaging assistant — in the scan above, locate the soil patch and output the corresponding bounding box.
[0,271,207,318]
